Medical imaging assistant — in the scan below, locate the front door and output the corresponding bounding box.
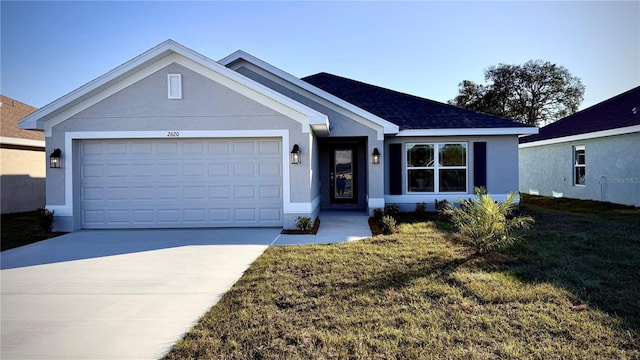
[330,146,358,204]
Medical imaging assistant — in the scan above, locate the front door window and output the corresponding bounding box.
[334,150,353,199]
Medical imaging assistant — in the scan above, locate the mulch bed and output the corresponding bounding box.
[281,218,321,235]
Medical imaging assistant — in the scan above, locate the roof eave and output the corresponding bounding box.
[396,127,538,137]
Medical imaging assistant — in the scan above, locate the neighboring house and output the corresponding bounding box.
[0,95,45,214]
[19,40,536,232]
[519,86,640,207]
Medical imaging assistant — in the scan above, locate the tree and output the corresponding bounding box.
[449,60,585,126]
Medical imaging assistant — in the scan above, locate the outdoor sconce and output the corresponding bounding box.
[372,147,381,164]
[50,148,62,168]
[290,144,301,164]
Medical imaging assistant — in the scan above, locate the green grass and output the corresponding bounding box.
[1,211,65,251]
[166,195,640,359]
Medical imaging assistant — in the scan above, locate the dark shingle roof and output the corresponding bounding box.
[520,86,640,144]
[302,72,531,130]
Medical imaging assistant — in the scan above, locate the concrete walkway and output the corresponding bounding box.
[274,211,372,245]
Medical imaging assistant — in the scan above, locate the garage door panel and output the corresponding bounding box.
[80,138,282,228]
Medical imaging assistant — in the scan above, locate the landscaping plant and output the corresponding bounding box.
[381,215,397,235]
[295,216,313,231]
[445,191,534,254]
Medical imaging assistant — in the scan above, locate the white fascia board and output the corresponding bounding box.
[20,40,329,135]
[20,40,179,131]
[397,127,539,137]
[219,50,400,135]
[0,136,45,147]
[518,125,640,148]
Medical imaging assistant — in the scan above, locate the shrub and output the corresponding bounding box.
[474,186,487,195]
[381,215,397,235]
[384,204,400,218]
[372,208,384,224]
[434,199,450,214]
[445,193,534,255]
[295,216,313,231]
[415,202,427,215]
[37,208,55,233]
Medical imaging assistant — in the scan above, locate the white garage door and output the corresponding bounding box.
[79,138,283,229]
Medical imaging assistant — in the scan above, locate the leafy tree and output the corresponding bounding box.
[449,60,585,126]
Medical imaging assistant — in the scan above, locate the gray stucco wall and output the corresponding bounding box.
[232,64,385,212]
[47,62,314,231]
[519,132,640,207]
[384,135,520,211]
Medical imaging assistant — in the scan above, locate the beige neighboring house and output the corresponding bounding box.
[1,95,45,213]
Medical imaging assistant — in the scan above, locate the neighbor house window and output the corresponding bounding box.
[574,145,586,186]
[407,143,467,193]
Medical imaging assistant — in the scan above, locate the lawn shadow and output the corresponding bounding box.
[506,204,640,333]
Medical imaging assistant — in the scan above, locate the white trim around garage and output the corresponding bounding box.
[518,125,640,148]
[47,130,313,224]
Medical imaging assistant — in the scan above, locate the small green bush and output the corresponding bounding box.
[384,204,400,218]
[381,215,397,235]
[445,192,534,254]
[295,216,313,231]
[415,202,427,215]
[373,208,384,224]
[434,199,449,213]
[37,208,54,233]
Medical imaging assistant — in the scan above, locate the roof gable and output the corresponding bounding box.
[219,51,399,137]
[19,40,328,136]
[520,86,640,144]
[302,73,535,132]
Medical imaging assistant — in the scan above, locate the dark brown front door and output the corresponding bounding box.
[330,146,358,204]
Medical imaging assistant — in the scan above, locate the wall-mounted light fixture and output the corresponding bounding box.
[372,147,381,164]
[290,144,301,164]
[50,148,62,168]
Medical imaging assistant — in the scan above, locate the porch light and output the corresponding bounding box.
[372,147,381,164]
[290,144,301,164]
[50,148,62,168]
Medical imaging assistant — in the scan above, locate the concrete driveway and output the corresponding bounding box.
[1,228,280,359]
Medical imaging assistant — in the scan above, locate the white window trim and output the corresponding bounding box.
[167,73,182,99]
[574,145,586,186]
[406,142,468,194]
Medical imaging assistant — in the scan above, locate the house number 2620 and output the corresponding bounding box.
[167,131,180,137]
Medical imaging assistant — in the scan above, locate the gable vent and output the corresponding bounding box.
[167,74,182,99]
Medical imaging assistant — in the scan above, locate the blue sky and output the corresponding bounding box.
[1,1,638,111]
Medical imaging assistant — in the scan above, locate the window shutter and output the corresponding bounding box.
[168,74,182,99]
[389,144,402,195]
[473,142,487,190]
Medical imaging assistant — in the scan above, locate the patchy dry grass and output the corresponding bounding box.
[165,196,640,359]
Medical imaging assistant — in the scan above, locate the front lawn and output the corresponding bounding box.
[166,195,640,359]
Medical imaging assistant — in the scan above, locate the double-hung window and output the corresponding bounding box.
[407,143,467,193]
[574,145,586,186]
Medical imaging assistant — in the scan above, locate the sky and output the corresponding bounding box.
[1,1,639,111]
